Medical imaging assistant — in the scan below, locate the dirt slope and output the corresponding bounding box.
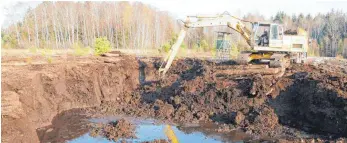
[2,55,140,142]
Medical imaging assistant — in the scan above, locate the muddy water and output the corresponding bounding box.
[68,116,250,143]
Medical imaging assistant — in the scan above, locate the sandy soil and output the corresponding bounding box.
[1,52,347,142]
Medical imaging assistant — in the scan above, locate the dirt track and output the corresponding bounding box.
[1,53,347,142]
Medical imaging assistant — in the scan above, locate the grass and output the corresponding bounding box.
[73,43,91,56]
[3,48,225,64]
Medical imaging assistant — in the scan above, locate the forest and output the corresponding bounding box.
[2,1,347,58]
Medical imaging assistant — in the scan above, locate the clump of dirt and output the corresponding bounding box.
[90,119,136,141]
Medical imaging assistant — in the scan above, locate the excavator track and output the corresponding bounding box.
[236,53,251,65]
[269,60,284,68]
[269,53,290,68]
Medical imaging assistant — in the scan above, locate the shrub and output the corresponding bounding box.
[211,43,217,58]
[177,43,187,57]
[29,46,38,53]
[193,42,202,52]
[200,40,209,52]
[230,43,240,59]
[73,42,90,56]
[162,42,171,53]
[25,57,33,64]
[1,34,17,49]
[94,37,111,55]
[47,57,53,64]
[40,48,53,56]
[161,33,181,53]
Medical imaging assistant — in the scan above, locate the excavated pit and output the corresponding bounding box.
[1,54,347,142]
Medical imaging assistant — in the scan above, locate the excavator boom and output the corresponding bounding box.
[184,14,253,46]
[159,13,253,77]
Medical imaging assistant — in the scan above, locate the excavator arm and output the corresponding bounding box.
[158,30,186,76]
[184,14,253,46]
[159,13,253,77]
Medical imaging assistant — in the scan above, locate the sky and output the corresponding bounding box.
[1,0,347,29]
[142,0,347,18]
[1,1,41,29]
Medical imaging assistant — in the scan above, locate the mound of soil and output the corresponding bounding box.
[269,63,347,139]
[107,58,347,140]
[90,119,136,141]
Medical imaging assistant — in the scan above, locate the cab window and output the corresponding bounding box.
[271,25,279,40]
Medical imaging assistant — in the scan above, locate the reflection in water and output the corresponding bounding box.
[178,122,252,142]
[69,116,249,143]
[36,109,91,143]
[70,124,224,143]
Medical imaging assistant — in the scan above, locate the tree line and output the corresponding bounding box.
[2,1,347,58]
[267,10,347,57]
[2,1,177,51]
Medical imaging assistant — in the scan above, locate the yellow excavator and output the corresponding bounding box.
[159,12,308,77]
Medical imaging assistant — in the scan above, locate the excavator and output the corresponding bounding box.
[159,12,308,77]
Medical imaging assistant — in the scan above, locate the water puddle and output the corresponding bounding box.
[68,116,250,143]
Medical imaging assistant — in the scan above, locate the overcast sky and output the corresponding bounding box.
[1,1,41,29]
[1,0,347,29]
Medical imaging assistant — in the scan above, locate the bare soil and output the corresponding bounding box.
[1,53,347,142]
[90,118,136,142]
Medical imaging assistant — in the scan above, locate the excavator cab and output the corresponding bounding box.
[269,24,284,47]
[253,23,284,48]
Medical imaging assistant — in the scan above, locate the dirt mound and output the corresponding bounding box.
[269,64,347,138]
[90,119,136,141]
[131,59,284,136]
[126,58,347,139]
